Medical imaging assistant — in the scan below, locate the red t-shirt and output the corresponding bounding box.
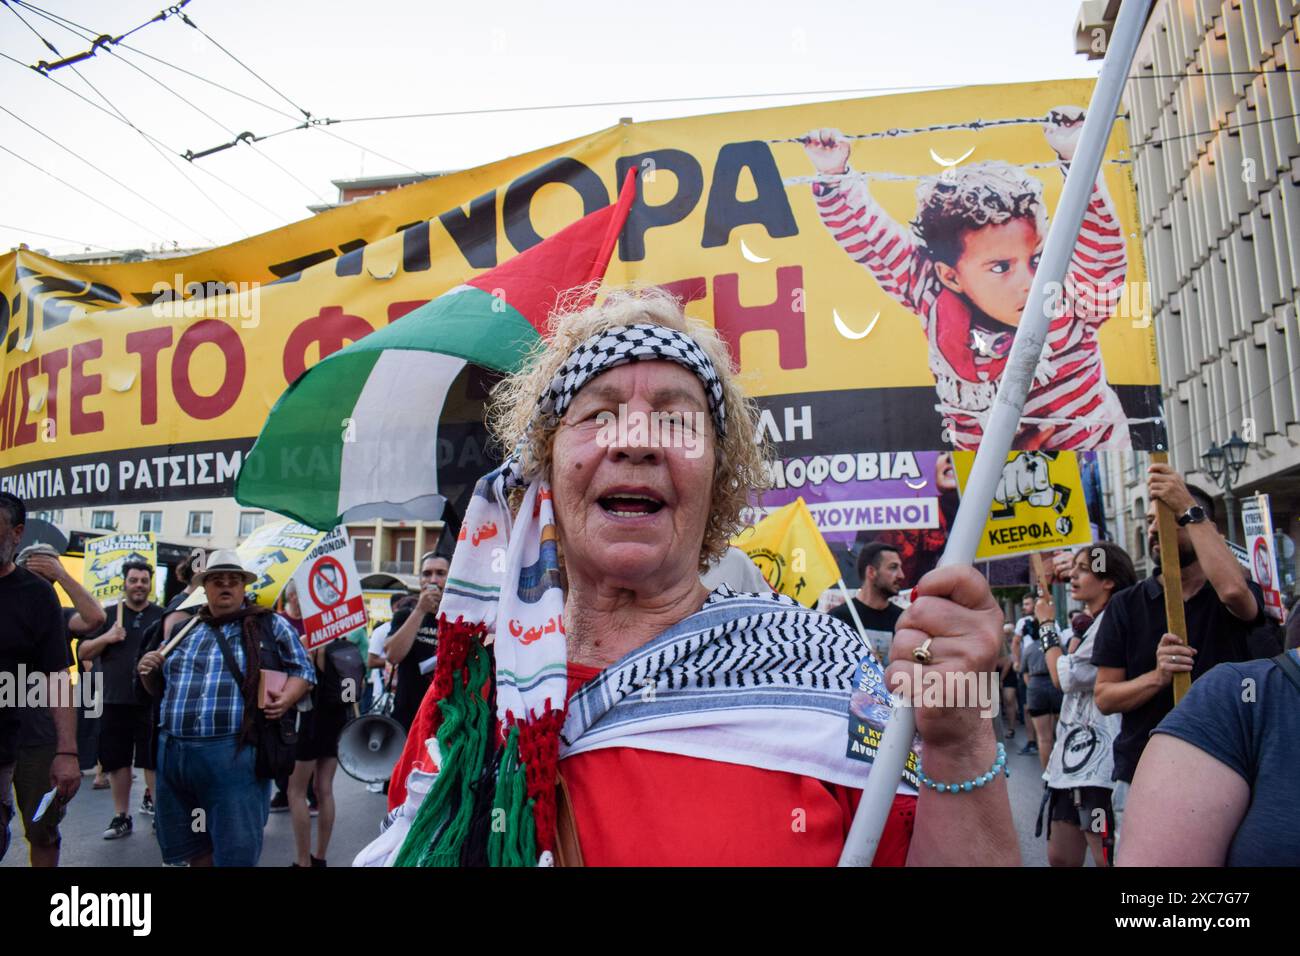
[561,662,915,866]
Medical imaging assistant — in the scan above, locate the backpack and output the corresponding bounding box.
[318,638,366,707]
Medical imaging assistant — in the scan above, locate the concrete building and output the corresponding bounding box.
[1076,0,1300,603]
[305,171,447,214]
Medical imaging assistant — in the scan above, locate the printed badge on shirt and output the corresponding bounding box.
[845,650,922,789]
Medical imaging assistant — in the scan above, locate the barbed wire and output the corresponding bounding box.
[782,159,1132,186]
[766,113,1085,145]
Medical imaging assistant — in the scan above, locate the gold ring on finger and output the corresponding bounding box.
[912,638,934,665]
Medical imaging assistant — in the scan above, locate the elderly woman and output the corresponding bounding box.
[387,288,1016,867]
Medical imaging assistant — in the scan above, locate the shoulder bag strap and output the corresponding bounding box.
[209,623,250,700]
[1272,650,1300,694]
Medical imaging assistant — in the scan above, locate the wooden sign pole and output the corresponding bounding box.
[1151,451,1191,704]
[159,616,201,659]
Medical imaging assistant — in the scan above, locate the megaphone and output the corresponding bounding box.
[337,713,407,784]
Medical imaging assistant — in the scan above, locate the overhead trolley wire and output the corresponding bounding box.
[0,141,168,240]
[0,102,216,243]
[0,49,283,226]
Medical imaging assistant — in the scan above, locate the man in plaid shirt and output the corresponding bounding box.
[138,550,314,866]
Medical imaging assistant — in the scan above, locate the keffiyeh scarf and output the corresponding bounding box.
[563,586,913,792]
[395,323,730,867]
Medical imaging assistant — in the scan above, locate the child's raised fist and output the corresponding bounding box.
[800,127,851,176]
[1042,105,1086,162]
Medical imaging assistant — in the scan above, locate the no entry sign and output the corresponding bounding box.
[293,527,368,649]
[308,555,347,609]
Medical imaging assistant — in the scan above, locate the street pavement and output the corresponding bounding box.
[5,728,1062,867]
[2,767,389,868]
[1005,722,1055,868]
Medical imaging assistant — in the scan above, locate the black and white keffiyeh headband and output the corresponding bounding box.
[538,325,722,437]
[542,323,727,437]
[498,323,728,488]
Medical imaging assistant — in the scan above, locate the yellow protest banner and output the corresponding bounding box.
[82,532,157,601]
[363,590,403,627]
[952,451,1093,559]
[733,496,839,607]
[1,78,1159,515]
[180,519,325,610]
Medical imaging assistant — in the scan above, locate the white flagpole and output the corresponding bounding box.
[835,577,872,650]
[838,0,1153,866]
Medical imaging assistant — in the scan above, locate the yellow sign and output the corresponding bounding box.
[733,497,840,607]
[1,79,1159,511]
[180,520,325,610]
[363,590,403,627]
[82,532,157,601]
[952,451,1092,559]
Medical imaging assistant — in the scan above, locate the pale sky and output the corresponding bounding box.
[1,0,1100,256]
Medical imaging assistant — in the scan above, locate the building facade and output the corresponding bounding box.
[1076,0,1300,604]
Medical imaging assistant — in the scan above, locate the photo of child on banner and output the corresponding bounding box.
[799,106,1159,452]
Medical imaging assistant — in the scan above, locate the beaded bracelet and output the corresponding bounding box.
[916,742,1008,793]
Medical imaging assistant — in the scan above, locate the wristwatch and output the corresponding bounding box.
[1176,505,1207,527]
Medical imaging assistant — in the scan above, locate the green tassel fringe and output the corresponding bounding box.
[487,726,538,867]
[393,642,492,867]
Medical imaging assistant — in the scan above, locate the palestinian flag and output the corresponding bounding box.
[235,170,637,530]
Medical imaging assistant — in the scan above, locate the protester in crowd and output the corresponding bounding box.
[137,550,314,866]
[1011,594,1038,755]
[996,625,1018,742]
[10,544,105,866]
[1092,464,1265,839]
[130,554,202,823]
[1118,647,1300,866]
[1020,600,1061,774]
[161,555,200,630]
[385,553,448,731]
[0,493,81,864]
[76,560,165,839]
[381,288,1016,865]
[830,542,905,665]
[270,582,317,816]
[1035,543,1136,867]
[288,609,349,868]
[367,608,395,706]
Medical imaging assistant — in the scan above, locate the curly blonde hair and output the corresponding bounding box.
[488,285,771,569]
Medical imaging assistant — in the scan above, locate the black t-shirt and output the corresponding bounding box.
[829,598,903,665]
[18,608,79,748]
[1091,573,1266,783]
[0,566,71,763]
[92,602,165,706]
[389,607,438,730]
